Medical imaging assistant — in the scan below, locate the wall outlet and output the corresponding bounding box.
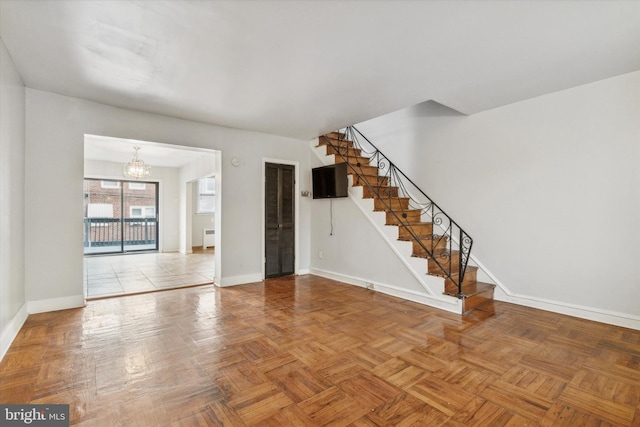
[318,251,323,259]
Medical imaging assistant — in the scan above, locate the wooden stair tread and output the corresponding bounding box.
[325,131,346,139]
[446,265,479,279]
[374,197,410,205]
[363,186,398,199]
[398,233,442,242]
[386,209,421,216]
[462,281,494,297]
[357,173,385,178]
[444,281,494,297]
[429,248,460,258]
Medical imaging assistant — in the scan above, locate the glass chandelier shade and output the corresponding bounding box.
[123,146,151,179]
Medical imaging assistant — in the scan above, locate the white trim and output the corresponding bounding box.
[496,292,640,330]
[261,158,300,279]
[27,295,85,314]
[310,269,461,314]
[473,254,640,330]
[297,268,311,275]
[218,273,263,287]
[0,303,29,361]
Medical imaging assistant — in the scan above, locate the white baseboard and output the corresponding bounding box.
[28,294,85,314]
[297,268,311,275]
[496,293,640,330]
[310,268,462,314]
[219,273,262,287]
[0,303,29,361]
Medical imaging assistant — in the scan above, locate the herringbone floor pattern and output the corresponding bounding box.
[1,275,639,426]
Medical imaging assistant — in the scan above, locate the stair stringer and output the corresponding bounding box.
[311,142,463,314]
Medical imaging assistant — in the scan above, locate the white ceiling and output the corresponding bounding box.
[1,1,639,140]
[84,134,214,168]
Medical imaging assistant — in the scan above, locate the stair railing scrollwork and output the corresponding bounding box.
[321,126,473,298]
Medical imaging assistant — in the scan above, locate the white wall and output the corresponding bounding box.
[355,71,640,325]
[25,89,312,309]
[0,38,27,359]
[83,159,181,252]
[310,196,428,295]
[179,153,216,253]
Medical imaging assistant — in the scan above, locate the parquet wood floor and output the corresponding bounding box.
[1,275,639,426]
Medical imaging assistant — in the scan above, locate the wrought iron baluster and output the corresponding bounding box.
[322,126,472,297]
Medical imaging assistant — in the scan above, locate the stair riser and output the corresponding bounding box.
[325,145,362,158]
[354,175,389,187]
[428,257,460,274]
[347,165,379,177]
[412,239,447,257]
[335,156,371,167]
[363,186,399,199]
[373,198,410,211]
[319,136,353,148]
[398,223,433,240]
[386,211,421,225]
[324,132,347,140]
[444,271,479,293]
[444,278,483,296]
[463,288,495,314]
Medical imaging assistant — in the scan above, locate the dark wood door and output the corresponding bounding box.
[265,163,295,278]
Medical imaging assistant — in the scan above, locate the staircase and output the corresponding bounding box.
[316,128,495,314]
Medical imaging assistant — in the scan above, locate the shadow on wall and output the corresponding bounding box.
[410,100,466,118]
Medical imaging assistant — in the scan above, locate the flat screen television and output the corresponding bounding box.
[312,163,348,199]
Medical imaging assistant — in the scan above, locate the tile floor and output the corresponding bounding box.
[83,250,214,299]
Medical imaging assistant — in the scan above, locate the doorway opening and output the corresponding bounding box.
[83,134,221,300]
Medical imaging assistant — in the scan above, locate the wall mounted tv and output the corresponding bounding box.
[312,163,348,199]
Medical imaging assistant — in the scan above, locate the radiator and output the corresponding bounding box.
[203,228,215,249]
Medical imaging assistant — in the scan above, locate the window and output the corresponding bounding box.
[130,206,156,218]
[129,206,155,225]
[197,177,215,214]
[101,180,120,189]
[128,182,146,190]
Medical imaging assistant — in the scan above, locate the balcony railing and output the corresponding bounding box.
[83,217,157,248]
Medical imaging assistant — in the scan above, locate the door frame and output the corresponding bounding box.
[261,158,300,280]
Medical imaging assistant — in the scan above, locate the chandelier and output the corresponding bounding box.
[123,146,151,179]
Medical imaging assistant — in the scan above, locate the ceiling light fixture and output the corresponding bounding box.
[123,146,151,179]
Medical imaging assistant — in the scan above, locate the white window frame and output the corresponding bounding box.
[197,177,215,214]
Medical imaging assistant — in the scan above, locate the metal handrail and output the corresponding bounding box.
[83,217,157,247]
[321,126,473,297]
